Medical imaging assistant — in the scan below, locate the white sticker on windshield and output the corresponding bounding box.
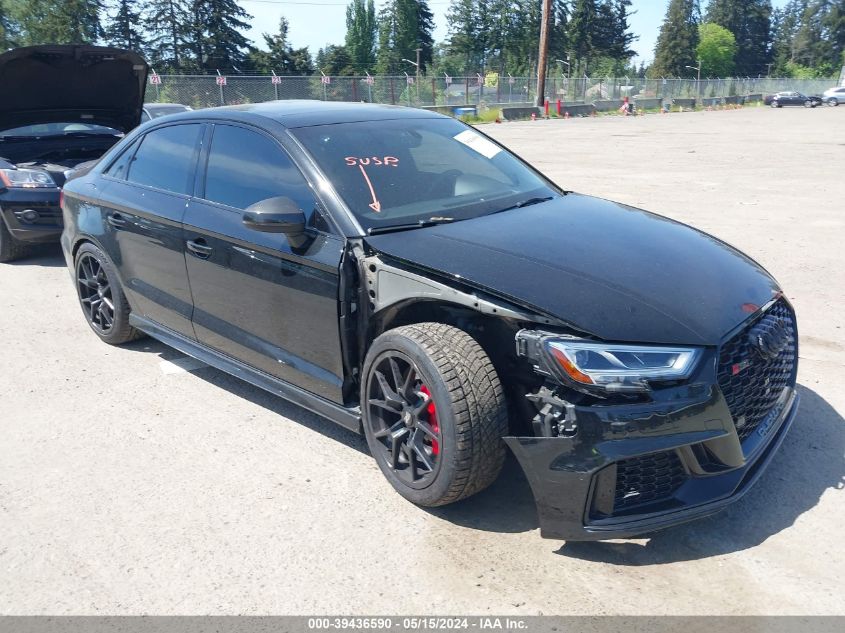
[453,130,502,159]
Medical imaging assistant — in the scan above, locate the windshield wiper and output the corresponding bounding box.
[367,217,455,236]
[492,196,554,215]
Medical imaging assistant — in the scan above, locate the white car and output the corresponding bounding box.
[822,86,845,106]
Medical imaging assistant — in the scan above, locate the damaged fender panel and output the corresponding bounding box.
[361,251,564,326]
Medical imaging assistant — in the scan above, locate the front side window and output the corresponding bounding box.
[290,117,559,232]
[203,124,319,223]
[127,124,202,195]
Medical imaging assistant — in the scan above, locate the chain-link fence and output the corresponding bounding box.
[144,74,840,109]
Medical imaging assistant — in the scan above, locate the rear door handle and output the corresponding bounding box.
[186,238,213,259]
[106,213,127,228]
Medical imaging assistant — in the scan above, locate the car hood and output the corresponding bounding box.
[364,194,780,346]
[0,45,148,133]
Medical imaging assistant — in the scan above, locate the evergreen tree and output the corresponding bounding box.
[568,0,598,72]
[9,0,102,45]
[188,0,252,72]
[345,0,377,73]
[248,16,314,74]
[316,44,354,75]
[652,0,701,77]
[144,0,189,69]
[770,0,806,73]
[375,0,434,75]
[445,0,484,73]
[704,0,772,76]
[104,0,145,51]
[1,0,18,49]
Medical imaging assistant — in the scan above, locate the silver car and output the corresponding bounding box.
[822,86,845,106]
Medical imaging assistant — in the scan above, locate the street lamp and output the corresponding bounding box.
[402,54,422,104]
[686,60,702,98]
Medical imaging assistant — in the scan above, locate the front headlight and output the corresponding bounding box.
[546,340,701,393]
[0,168,57,188]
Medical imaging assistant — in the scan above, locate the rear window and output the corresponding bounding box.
[127,124,202,195]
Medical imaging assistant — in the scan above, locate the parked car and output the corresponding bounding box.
[0,45,147,262]
[141,103,193,123]
[821,86,845,106]
[764,91,823,108]
[61,102,799,540]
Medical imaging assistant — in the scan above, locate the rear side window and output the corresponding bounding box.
[104,138,139,180]
[203,124,319,223]
[127,124,202,195]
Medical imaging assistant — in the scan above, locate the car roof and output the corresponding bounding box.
[156,100,447,129]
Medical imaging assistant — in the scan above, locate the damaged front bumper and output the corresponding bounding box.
[504,380,800,541]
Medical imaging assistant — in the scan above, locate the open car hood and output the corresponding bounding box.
[0,45,148,133]
[365,194,780,346]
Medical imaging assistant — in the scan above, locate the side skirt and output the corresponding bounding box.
[129,315,362,434]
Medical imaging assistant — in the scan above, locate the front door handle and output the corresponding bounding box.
[186,238,213,259]
[106,213,127,228]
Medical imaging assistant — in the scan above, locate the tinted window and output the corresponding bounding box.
[127,124,201,195]
[204,125,319,222]
[104,138,139,180]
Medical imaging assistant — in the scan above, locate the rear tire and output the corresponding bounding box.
[0,217,30,263]
[74,242,142,345]
[770,101,779,108]
[362,323,508,507]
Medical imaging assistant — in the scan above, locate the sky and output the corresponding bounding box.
[240,0,791,69]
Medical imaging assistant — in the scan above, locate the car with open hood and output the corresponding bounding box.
[0,45,148,262]
[60,102,799,540]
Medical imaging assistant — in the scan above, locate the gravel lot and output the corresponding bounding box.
[1,106,843,616]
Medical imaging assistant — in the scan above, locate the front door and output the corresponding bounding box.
[183,123,345,402]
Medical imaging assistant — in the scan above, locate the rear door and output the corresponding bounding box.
[97,122,203,339]
[183,123,345,402]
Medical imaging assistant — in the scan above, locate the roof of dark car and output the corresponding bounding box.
[160,100,447,128]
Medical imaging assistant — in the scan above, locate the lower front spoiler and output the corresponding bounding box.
[504,391,800,541]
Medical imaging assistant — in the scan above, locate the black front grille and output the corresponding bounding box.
[614,450,687,512]
[717,299,797,443]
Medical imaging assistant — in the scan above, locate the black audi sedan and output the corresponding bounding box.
[0,45,147,262]
[763,91,823,107]
[60,101,799,540]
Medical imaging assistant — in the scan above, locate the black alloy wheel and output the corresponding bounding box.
[73,242,142,345]
[77,253,115,333]
[366,352,442,489]
[362,323,508,508]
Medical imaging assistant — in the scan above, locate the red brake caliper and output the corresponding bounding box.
[419,385,439,455]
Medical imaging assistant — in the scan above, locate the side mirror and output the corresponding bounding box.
[242,197,306,235]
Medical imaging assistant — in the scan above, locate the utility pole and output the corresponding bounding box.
[535,0,552,107]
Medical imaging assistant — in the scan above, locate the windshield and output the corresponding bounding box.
[290,118,559,232]
[0,122,122,138]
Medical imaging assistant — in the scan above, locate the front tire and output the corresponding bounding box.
[770,101,780,108]
[828,98,839,107]
[804,100,813,108]
[74,242,142,345]
[0,217,29,263]
[362,323,508,507]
